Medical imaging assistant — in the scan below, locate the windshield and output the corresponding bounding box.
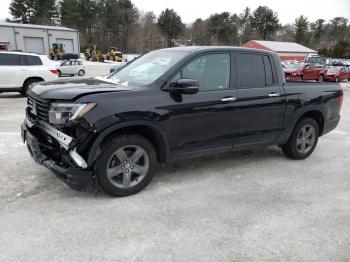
[286,63,304,70]
[107,49,188,87]
[308,56,326,64]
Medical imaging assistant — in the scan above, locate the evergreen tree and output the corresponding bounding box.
[311,19,325,42]
[207,12,238,45]
[329,17,348,41]
[8,0,57,25]
[157,8,183,47]
[8,0,32,23]
[238,7,254,44]
[31,0,58,24]
[294,15,310,45]
[191,18,209,45]
[250,6,279,40]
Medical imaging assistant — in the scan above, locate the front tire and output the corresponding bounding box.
[78,70,85,76]
[282,118,319,160]
[318,75,324,82]
[335,76,340,83]
[95,134,157,197]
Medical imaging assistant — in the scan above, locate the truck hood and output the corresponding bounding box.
[28,77,133,100]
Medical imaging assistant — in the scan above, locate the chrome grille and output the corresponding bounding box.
[27,95,50,122]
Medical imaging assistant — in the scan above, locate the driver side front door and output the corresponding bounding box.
[161,52,238,155]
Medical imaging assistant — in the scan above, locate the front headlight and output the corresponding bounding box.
[48,102,96,124]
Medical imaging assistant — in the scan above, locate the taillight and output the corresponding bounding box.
[49,69,58,75]
[339,91,344,109]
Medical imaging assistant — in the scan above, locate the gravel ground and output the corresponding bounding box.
[0,66,349,261]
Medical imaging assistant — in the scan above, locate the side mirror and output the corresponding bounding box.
[163,79,199,95]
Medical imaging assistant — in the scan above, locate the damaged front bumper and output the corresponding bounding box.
[21,118,94,191]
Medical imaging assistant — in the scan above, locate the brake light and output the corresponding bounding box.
[339,91,344,109]
[49,69,58,75]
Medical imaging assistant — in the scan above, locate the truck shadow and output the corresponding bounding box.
[51,147,286,199]
[0,93,24,99]
[155,147,284,182]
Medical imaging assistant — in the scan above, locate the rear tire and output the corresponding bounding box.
[318,75,324,82]
[282,118,319,160]
[78,70,85,76]
[95,134,157,197]
[57,70,62,77]
[21,78,42,95]
[335,77,340,83]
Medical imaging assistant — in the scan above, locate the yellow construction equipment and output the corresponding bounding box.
[106,47,123,62]
[49,43,65,60]
[84,45,104,62]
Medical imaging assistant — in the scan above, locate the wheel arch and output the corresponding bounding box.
[23,77,44,88]
[87,121,169,167]
[278,107,326,145]
[300,110,325,135]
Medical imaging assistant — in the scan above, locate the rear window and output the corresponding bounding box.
[237,53,265,88]
[0,53,19,65]
[26,55,42,65]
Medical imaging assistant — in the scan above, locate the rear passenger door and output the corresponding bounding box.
[232,52,284,146]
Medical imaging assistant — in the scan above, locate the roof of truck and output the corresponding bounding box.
[161,46,277,55]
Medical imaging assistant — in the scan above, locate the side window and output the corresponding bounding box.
[170,53,230,91]
[18,55,27,66]
[25,56,42,65]
[0,54,19,66]
[237,53,265,88]
[263,56,275,86]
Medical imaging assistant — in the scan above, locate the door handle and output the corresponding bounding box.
[220,97,237,102]
[268,93,281,97]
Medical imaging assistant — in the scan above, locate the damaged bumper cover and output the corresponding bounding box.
[21,118,94,191]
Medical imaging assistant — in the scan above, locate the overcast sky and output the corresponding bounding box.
[1,0,349,24]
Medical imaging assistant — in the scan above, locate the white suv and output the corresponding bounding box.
[0,52,59,94]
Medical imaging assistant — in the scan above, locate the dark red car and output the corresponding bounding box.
[324,67,350,82]
[284,63,327,81]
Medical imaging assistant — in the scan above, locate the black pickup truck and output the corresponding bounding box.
[21,47,343,196]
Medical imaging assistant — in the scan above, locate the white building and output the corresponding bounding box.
[0,22,80,55]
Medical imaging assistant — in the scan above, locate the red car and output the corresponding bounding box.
[284,63,327,81]
[324,67,350,82]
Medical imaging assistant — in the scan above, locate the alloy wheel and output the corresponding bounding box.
[106,145,149,188]
[296,124,316,154]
